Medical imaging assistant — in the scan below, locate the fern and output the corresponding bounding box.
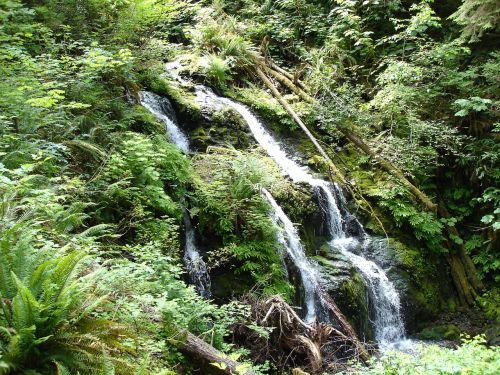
[0,221,133,374]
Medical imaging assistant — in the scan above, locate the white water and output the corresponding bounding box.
[262,189,320,323]
[139,91,190,153]
[183,214,212,299]
[324,186,407,348]
[194,86,409,347]
[140,91,211,298]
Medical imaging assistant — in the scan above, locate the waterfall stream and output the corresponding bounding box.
[139,91,190,153]
[262,188,322,323]
[194,85,409,347]
[323,184,408,349]
[140,90,211,298]
[183,213,212,299]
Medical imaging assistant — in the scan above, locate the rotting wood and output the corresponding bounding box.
[179,331,256,375]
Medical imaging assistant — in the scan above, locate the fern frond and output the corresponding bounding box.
[65,140,107,161]
[75,224,116,240]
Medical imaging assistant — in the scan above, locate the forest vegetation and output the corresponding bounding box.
[0,0,499,374]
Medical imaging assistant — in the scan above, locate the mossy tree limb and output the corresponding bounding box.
[256,67,347,185]
[263,65,315,104]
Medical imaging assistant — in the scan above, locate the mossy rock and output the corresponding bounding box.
[128,105,166,135]
[417,324,461,341]
[314,253,372,340]
[210,271,253,301]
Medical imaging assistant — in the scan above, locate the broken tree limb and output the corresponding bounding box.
[177,331,256,375]
[263,65,315,104]
[256,68,347,186]
[268,61,308,92]
[256,296,368,371]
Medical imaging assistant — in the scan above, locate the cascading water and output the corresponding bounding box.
[139,91,190,153]
[262,188,322,323]
[140,91,211,298]
[322,184,408,349]
[194,85,410,347]
[183,213,212,299]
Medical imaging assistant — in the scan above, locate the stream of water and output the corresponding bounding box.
[183,213,212,299]
[140,90,211,298]
[262,188,322,323]
[139,91,190,153]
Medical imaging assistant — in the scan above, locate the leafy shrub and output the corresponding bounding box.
[0,215,132,374]
[193,149,292,296]
[94,132,193,236]
[203,54,232,88]
[360,335,500,375]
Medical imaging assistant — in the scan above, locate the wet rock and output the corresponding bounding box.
[315,251,373,341]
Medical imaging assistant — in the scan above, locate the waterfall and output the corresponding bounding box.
[139,91,190,153]
[140,91,211,298]
[262,189,321,323]
[323,184,407,349]
[183,213,212,299]
[194,85,409,347]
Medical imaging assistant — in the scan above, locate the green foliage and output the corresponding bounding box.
[0,183,133,373]
[203,54,232,89]
[97,132,191,214]
[454,97,494,117]
[2,0,500,372]
[359,335,500,374]
[450,0,500,42]
[193,149,292,297]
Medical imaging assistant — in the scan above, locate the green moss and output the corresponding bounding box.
[128,104,165,135]
[417,324,461,341]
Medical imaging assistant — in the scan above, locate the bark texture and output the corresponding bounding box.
[180,331,256,375]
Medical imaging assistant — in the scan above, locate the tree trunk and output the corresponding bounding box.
[438,203,483,299]
[256,68,347,185]
[445,253,476,306]
[180,331,256,375]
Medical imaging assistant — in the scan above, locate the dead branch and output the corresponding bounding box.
[177,331,256,375]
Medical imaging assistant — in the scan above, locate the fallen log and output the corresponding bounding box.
[178,331,256,375]
[256,68,347,185]
[263,65,315,104]
[268,61,308,92]
[337,125,437,212]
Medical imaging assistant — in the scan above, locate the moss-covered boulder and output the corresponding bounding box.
[314,247,372,341]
